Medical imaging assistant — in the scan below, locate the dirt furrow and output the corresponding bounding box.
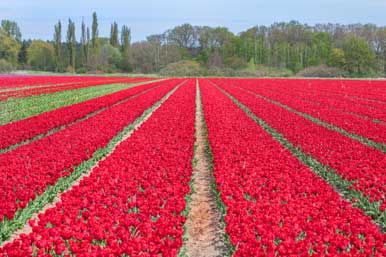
[182,80,227,257]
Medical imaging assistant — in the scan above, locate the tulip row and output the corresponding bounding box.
[0,75,101,89]
[0,77,152,101]
[220,78,386,115]
[0,79,196,257]
[251,78,386,103]
[288,79,386,113]
[214,80,386,226]
[0,79,180,224]
[255,80,386,123]
[200,79,386,256]
[0,83,142,125]
[0,75,151,89]
[0,79,168,151]
[213,80,386,204]
[217,79,386,144]
[301,79,386,103]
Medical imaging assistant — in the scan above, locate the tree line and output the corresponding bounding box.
[0,14,385,77]
[0,12,132,74]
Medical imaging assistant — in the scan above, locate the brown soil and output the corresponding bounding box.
[183,80,227,257]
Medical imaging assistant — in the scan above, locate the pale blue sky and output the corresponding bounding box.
[1,0,385,41]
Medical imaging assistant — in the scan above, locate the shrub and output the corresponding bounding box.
[159,60,204,77]
[297,65,347,78]
[226,56,248,70]
[0,59,14,73]
[207,67,237,77]
[86,70,105,75]
[76,67,87,74]
[249,65,294,77]
[235,70,258,77]
[65,65,75,73]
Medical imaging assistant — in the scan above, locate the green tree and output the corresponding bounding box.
[102,44,122,68]
[199,27,236,68]
[343,36,375,76]
[18,40,29,66]
[53,20,62,71]
[0,31,21,65]
[376,28,386,75]
[308,32,332,65]
[88,12,100,69]
[0,59,14,72]
[239,26,268,65]
[91,12,99,51]
[27,40,55,71]
[66,19,76,69]
[80,19,89,67]
[329,48,346,68]
[167,23,197,49]
[110,22,119,47]
[1,20,21,42]
[120,25,131,71]
[97,44,122,72]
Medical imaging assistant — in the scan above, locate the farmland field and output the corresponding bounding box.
[0,75,385,256]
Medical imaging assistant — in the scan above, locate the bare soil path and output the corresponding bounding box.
[182,80,227,257]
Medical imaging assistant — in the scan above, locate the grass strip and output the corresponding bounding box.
[0,84,162,154]
[0,80,112,93]
[0,80,160,125]
[0,84,128,124]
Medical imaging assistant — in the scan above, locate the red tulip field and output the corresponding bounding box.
[0,76,385,256]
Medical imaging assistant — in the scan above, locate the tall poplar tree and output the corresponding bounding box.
[66,19,76,68]
[91,12,99,51]
[53,20,62,70]
[110,22,119,47]
[80,19,89,67]
[120,25,131,71]
[110,24,114,45]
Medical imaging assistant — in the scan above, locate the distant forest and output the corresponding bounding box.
[1,12,386,77]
